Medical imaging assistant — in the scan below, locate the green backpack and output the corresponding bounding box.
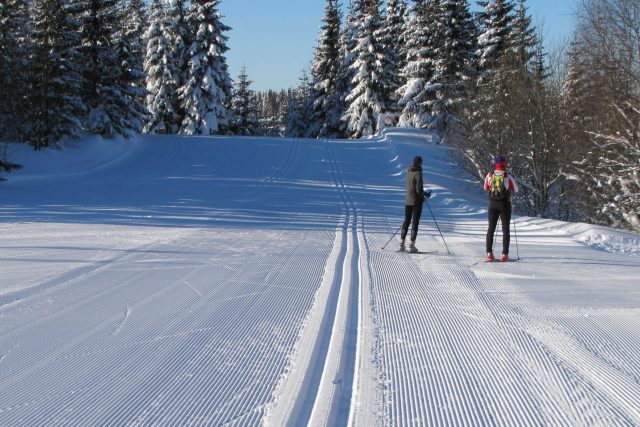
[490,172,508,201]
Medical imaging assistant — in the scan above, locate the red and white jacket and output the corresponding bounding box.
[484,170,519,194]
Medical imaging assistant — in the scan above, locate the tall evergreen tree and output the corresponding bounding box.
[338,0,366,135]
[342,0,386,138]
[307,0,343,138]
[426,0,475,140]
[397,0,439,128]
[475,0,516,76]
[144,0,179,133]
[73,0,141,136]
[30,0,85,149]
[112,0,148,134]
[230,66,259,136]
[178,0,233,135]
[378,0,408,118]
[165,0,190,130]
[0,0,31,141]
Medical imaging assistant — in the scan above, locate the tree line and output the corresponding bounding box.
[0,0,637,231]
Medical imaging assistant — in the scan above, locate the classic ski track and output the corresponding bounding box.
[306,140,361,426]
[265,139,362,427]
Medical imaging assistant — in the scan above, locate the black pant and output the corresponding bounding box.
[401,204,423,242]
[486,199,512,255]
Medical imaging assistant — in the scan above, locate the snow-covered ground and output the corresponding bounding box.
[1,129,639,426]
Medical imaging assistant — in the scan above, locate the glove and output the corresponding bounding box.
[423,190,432,199]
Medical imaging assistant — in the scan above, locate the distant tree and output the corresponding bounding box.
[230,66,259,136]
[30,0,85,149]
[342,0,386,138]
[286,70,312,138]
[178,0,233,135]
[307,0,343,138]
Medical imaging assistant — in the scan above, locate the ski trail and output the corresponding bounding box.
[112,306,131,337]
[266,139,362,427]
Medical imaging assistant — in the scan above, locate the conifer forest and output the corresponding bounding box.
[0,0,638,232]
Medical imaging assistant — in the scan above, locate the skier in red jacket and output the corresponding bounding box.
[484,155,518,262]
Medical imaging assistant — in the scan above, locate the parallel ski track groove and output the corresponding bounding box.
[368,237,632,426]
[296,139,361,427]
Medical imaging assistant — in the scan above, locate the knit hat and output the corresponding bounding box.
[494,155,506,171]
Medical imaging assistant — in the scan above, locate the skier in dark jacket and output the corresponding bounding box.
[400,156,431,253]
[484,155,519,262]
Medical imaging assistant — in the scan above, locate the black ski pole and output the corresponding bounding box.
[512,204,520,260]
[381,223,404,250]
[425,199,451,255]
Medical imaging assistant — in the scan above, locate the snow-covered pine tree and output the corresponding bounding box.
[0,0,31,141]
[377,0,408,120]
[178,0,233,135]
[511,0,537,70]
[286,70,312,138]
[144,0,179,134]
[475,0,516,75]
[341,0,387,138]
[426,0,475,141]
[396,0,438,128]
[338,0,366,136]
[30,0,85,149]
[306,0,343,139]
[164,0,190,130]
[112,0,148,134]
[72,0,139,136]
[230,66,259,136]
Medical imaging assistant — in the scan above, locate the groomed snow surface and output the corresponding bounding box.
[1,129,639,426]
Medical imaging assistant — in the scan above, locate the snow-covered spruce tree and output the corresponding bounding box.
[396,0,439,129]
[112,0,148,134]
[337,0,366,136]
[377,0,408,119]
[341,0,387,138]
[306,0,343,139]
[72,0,141,136]
[178,0,233,135]
[30,0,85,149]
[426,0,475,142]
[144,0,179,133]
[475,0,516,75]
[286,70,312,138]
[230,66,259,136]
[165,0,190,130]
[0,0,31,141]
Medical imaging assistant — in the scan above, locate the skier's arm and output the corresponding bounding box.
[507,175,519,193]
[484,173,492,191]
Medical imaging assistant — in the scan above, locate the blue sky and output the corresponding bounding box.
[219,1,576,91]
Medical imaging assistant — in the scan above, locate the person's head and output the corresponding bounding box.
[412,156,423,168]
[494,155,506,171]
